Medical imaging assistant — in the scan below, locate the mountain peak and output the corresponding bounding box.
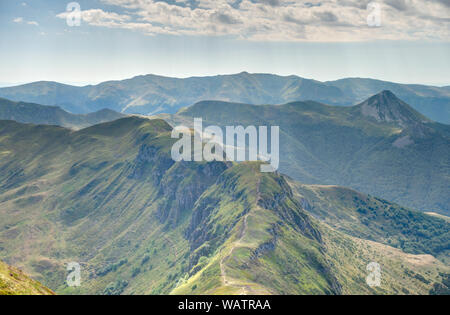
[379,90,397,98]
[77,116,172,138]
[356,90,431,126]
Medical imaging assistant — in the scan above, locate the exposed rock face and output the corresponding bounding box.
[185,194,234,253]
[157,161,229,227]
[129,144,175,183]
[2,168,26,190]
[256,177,342,295]
[258,175,322,243]
[184,169,325,271]
[130,142,231,228]
[300,198,312,212]
[136,144,159,163]
[250,226,279,260]
[184,167,252,254]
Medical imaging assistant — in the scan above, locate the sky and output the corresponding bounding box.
[0,0,449,86]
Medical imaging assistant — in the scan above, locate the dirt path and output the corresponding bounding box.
[219,177,261,295]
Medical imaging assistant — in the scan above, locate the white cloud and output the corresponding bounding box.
[55,0,450,42]
[14,17,39,27]
[56,9,131,25]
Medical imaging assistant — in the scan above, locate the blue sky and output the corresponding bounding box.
[0,0,449,86]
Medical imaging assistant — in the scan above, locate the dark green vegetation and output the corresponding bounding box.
[0,260,54,295]
[430,273,450,295]
[0,73,449,123]
[0,117,448,295]
[171,91,450,215]
[290,182,449,263]
[0,97,125,129]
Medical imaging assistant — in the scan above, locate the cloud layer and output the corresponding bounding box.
[57,0,450,42]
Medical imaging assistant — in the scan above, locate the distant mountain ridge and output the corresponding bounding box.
[0,73,448,123]
[0,97,125,129]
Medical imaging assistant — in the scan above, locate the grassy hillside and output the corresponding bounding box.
[172,164,449,295]
[0,260,54,295]
[0,97,125,129]
[321,227,448,295]
[173,163,339,295]
[171,91,450,215]
[0,117,448,295]
[289,181,450,263]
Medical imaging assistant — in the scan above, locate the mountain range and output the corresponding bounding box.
[0,88,448,215]
[164,90,450,216]
[0,98,125,130]
[0,117,448,295]
[0,73,449,124]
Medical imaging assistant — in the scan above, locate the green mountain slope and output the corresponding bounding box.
[174,164,449,295]
[170,91,450,215]
[289,181,450,263]
[0,97,125,129]
[177,163,339,295]
[0,260,54,295]
[0,117,448,295]
[0,73,448,123]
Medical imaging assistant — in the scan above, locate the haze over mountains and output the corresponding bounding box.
[0,98,125,130]
[167,91,450,215]
[0,73,449,124]
[0,117,448,295]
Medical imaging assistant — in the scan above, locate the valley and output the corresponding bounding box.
[0,116,448,295]
[1,0,448,298]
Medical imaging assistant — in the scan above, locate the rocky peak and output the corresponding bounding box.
[357,90,430,127]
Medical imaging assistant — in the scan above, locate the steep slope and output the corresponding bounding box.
[0,97,125,129]
[0,260,54,295]
[289,181,450,263]
[177,163,339,295]
[0,117,187,294]
[354,90,430,127]
[0,118,448,295]
[0,73,448,123]
[171,91,450,215]
[173,165,449,295]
